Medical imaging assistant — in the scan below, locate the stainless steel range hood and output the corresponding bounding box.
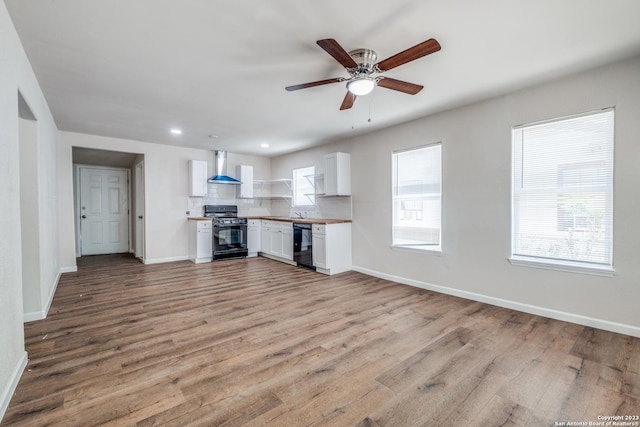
[207,151,241,184]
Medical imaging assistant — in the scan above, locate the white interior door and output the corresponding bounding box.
[80,167,129,255]
[134,161,145,260]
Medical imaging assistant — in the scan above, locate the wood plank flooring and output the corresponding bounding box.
[2,254,639,426]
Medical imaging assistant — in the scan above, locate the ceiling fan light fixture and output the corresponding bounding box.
[347,78,375,96]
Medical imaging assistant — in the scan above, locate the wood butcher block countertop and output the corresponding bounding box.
[187,216,350,224]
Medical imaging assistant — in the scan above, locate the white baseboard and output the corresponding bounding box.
[23,266,76,323]
[0,351,27,422]
[143,255,189,265]
[352,265,640,338]
[23,310,45,323]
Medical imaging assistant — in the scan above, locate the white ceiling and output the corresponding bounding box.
[6,0,640,157]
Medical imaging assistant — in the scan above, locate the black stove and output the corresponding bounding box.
[203,205,248,260]
[204,205,247,225]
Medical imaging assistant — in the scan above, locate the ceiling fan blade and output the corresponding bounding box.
[317,39,359,69]
[375,38,441,72]
[285,78,343,92]
[376,77,424,95]
[340,91,356,110]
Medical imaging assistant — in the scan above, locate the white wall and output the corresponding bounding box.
[229,152,272,217]
[1,2,60,419]
[57,135,76,269]
[59,132,208,264]
[274,55,640,337]
[57,133,273,264]
[270,143,353,219]
[19,118,41,315]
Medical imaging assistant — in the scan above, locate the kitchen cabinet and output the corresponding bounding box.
[312,228,327,269]
[236,165,253,199]
[260,220,270,255]
[247,219,260,257]
[312,222,351,275]
[324,152,350,196]
[282,226,293,260]
[258,218,351,273]
[188,160,208,197]
[269,225,283,255]
[188,219,212,263]
[260,220,294,262]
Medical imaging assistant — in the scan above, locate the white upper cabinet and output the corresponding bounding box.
[188,160,208,197]
[236,164,253,199]
[324,152,350,196]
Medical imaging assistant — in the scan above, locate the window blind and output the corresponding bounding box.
[512,109,614,268]
[392,143,442,249]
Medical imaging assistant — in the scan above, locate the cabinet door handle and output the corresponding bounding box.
[81,215,87,219]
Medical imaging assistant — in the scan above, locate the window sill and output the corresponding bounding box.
[391,245,442,256]
[509,256,614,277]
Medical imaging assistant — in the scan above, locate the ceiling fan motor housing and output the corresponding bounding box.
[349,48,378,74]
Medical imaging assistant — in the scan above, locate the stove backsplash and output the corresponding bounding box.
[187,181,351,219]
[271,196,352,220]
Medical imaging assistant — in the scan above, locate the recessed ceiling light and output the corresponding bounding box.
[170,128,182,135]
[260,143,269,148]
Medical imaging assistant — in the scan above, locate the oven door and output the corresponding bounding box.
[213,223,248,258]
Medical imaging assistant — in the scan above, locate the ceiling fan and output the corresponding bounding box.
[285,38,441,110]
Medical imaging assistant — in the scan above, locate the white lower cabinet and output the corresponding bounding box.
[269,226,283,255]
[247,219,260,257]
[312,231,327,269]
[260,220,294,262]
[312,223,352,275]
[188,219,212,263]
[282,227,293,260]
[260,220,270,254]
[259,219,351,273]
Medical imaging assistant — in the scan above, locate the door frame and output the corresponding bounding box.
[75,164,131,257]
[134,160,145,261]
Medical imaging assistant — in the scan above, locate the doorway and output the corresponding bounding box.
[72,148,144,259]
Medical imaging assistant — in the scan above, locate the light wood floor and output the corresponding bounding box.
[3,254,639,426]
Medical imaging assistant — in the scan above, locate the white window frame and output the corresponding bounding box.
[292,166,315,207]
[510,108,615,276]
[391,143,442,255]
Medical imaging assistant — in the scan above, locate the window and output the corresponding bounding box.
[392,143,442,252]
[511,109,614,274]
[293,166,315,206]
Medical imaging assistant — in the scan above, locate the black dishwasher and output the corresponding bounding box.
[293,223,315,270]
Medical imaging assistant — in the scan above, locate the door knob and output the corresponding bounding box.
[81,215,87,219]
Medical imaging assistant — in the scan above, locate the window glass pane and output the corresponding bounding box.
[512,109,614,267]
[293,166,315,206]
[392,144,442,249]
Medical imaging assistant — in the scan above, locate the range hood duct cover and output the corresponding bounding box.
[208,151,241,184]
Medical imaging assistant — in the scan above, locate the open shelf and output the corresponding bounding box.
[253,179,292,185]
[252,178,292,200]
